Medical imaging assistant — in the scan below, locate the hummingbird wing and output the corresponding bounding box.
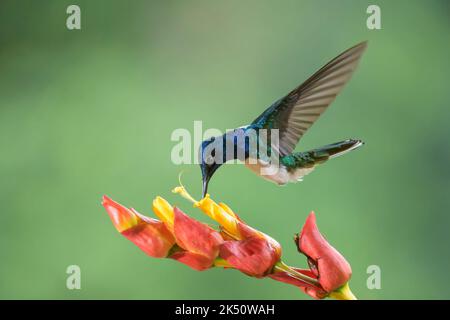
[252,42,367,157]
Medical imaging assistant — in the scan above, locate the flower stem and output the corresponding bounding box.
[328,283,357,300]
[213,258,232,268]
[274,261,320,287]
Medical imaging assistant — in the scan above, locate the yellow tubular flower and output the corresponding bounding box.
[197,196,282,257]
[172,186,241,239]
[172,183,282,259]
[195,195,240,239]
[218,202,238,220]
[152,196,174,232]
[218,201,279,253]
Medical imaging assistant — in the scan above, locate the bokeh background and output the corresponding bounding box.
[0,0,449,299]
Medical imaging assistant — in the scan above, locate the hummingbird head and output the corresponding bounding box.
[199,137,223,198]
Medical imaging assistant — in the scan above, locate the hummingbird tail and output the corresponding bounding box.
[298,139,364,166]
[321,139,364,159]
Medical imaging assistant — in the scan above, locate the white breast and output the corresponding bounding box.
[244,159,315,185]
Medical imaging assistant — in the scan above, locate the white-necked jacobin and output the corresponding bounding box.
[200,42,367,197]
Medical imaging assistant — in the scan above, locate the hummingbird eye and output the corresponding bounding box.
[205,154,214,165]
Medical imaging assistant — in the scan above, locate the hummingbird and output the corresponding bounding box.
[199,42,367,197]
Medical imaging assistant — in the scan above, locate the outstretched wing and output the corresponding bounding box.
[252,42,367,157]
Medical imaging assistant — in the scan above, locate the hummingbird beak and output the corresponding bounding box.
[201,163,218,198]
[202,176,209,199]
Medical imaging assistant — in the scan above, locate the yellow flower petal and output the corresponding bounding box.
[172,182,277,245]
[195,195,241,239]
[172,185,241,238]
[152,196,174,232]
[218,202,238,220]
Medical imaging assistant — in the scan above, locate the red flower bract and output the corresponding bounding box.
[268,212,352,299]
[102,196,175,258]
[170,207,223,271]
[220,237,279,277]
[296,212,352,293]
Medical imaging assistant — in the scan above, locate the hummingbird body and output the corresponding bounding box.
[199,42,368,197]
[242,132,362,185]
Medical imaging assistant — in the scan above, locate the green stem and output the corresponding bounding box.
[328,283,357,300]
[274,261,320,287]
[213,258,232,268]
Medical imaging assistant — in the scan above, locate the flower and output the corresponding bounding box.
[269,212,354,300]
[173,186,281,277]
[220,236,279,277]
[103,195,222,271]
[102,195,175,258]
[102,184,356,300]
[169,207,223,271]
[296,212,352,294]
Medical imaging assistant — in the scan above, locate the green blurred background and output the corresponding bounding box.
[0,0,449,299]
